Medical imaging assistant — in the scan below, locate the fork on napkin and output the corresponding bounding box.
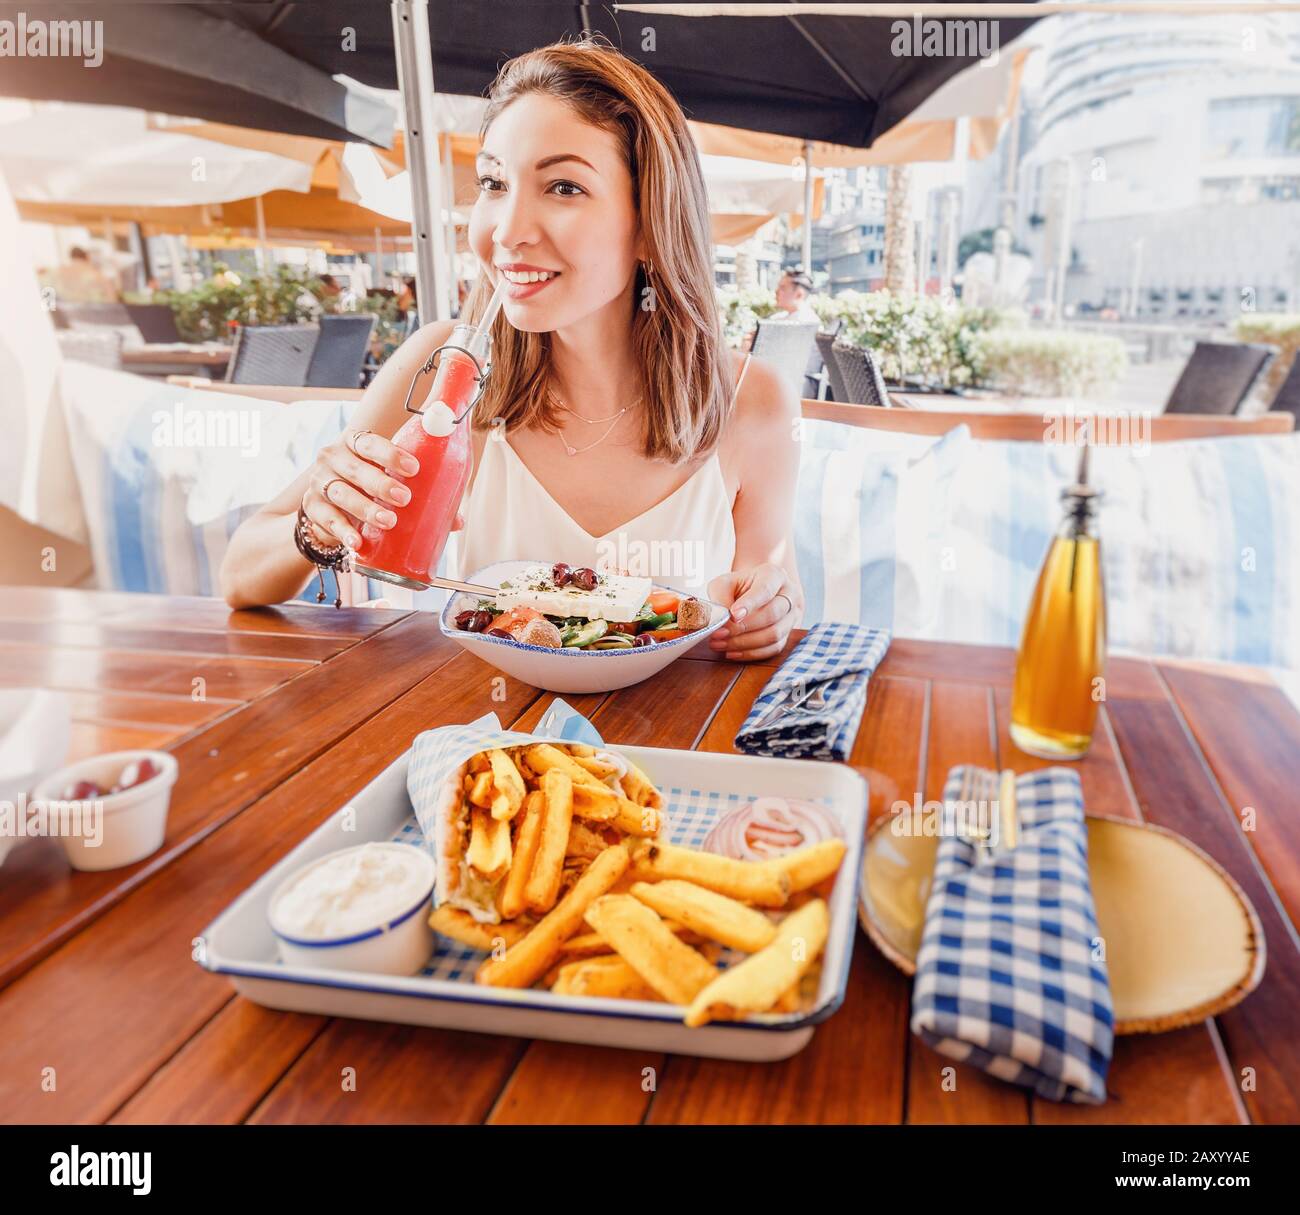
[910,765,1114,1104]
[733,622,890,761]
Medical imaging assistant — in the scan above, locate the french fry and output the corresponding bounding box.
[499,789,547,920]
[429,905,531,951]
[560,921,695,957]
[525,769,574,914]
[565,820,609,862]
[583,894,718,1006]
[571,782,661,836]
[567,743,597,757]
[762,839,847,894]
[619,757,664,811]
[630,880,778,953]
[466,806,511,880]
[467,752,491,775]
[628,839,790,908]
[522,743,608,792]
[772,981,802,1014]
[488,748,527,820]
[467,770,495,810]
[477,846,629,988]
[684,899,829,1028]
[570,752,623,780]
[551,954,663,1001]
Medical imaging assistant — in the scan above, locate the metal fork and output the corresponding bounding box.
[957,766,1019,860]
[750,677,832,730]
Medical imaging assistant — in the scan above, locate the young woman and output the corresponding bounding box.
[221,39,804,663]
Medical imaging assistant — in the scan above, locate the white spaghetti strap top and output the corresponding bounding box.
[456,354,751,596]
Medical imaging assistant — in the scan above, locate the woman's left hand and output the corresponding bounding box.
[706,563,801,662]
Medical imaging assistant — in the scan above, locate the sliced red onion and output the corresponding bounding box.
[703,796,842,861]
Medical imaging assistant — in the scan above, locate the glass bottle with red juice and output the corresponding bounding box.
[352,322,491,590]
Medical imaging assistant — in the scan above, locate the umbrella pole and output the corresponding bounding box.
[254,195,268,271]
[801,140,813,275]
[442,132,458,315]
[391,0,452,325]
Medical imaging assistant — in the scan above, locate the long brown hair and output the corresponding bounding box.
[462,37,732,465]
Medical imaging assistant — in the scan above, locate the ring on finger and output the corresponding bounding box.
[346,429,373,458]
[774,592,794,618]
[321,477,348,505]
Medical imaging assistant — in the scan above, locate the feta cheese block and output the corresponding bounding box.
[493,564,652,622]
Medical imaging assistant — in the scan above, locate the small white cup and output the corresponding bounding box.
[268,843,436,977]
[31,750,178,872]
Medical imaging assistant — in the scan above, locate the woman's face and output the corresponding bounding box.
[470,93,640,333]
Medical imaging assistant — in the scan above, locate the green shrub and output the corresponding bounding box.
[716,285,781,346]
[817,290,1023,388]
[976,330,1129,398]
[158,263,325,342]
[1234,314,1300,402]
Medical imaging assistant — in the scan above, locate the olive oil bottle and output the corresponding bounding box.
[1010,441,1106,760]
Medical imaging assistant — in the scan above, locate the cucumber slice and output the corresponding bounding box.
[567,619,609,648]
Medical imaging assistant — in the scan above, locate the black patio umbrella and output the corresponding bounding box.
[1,2,1037,150]
[0,2,396,145]
[224,0,1039,149]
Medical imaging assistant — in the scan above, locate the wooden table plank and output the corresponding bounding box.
[0,588,409,639]
[0,644,315,699]
[0,656,545,1124]
[63,689,236,731]
[0,613,460,990]
[1108,697,1300,1125]
[0,619,351,662]
[1159,662,1300,933]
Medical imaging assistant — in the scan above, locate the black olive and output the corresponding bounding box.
[570,566,597,591]
[632,633,653,647]
[552,561,572,586]
[467,611,494,633]
[454,610,476,630]
[486,627,513,639]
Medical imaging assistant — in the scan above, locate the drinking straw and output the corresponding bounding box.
[473,275,508,350]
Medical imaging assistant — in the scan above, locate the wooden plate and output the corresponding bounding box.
[859,810,1265,1034]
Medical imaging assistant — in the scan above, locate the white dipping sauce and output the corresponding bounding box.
[272,842,432,940]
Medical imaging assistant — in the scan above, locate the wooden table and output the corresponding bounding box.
[120,344,231,379]
[2,589,1298,1125]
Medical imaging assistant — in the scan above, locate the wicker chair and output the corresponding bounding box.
[751,320,819,397]
[831,340,893,408]
[1268,355,1300,422]
[305,314,376,389]
[125,303,182,344]
[1164,341,1276,416]
[815,330,850,402]
[225,323,319,387]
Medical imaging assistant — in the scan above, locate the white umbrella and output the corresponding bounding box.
[0,102,313,207]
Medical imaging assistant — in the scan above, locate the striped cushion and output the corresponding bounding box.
[60,363,350,599]
[794,420,970,633]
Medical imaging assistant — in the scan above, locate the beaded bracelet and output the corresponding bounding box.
[293,503,350,608]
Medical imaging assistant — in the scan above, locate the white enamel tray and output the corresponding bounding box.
[200,743,867,1062]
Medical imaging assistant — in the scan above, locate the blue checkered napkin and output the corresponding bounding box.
[910,766,1114,1104]
[733,622,890,761]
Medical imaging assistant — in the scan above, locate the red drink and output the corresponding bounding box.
[353,323,489,589]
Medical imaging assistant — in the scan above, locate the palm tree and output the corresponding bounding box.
[883,164,915,297]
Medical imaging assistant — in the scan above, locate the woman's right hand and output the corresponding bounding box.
[300,427,420,550]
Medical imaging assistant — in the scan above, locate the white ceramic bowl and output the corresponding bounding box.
[0,689,72,870]
[268,843,435,977]
[440,559,730,693]
[31,749,178,872]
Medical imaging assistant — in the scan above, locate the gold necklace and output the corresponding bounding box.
[548,389,638,457]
